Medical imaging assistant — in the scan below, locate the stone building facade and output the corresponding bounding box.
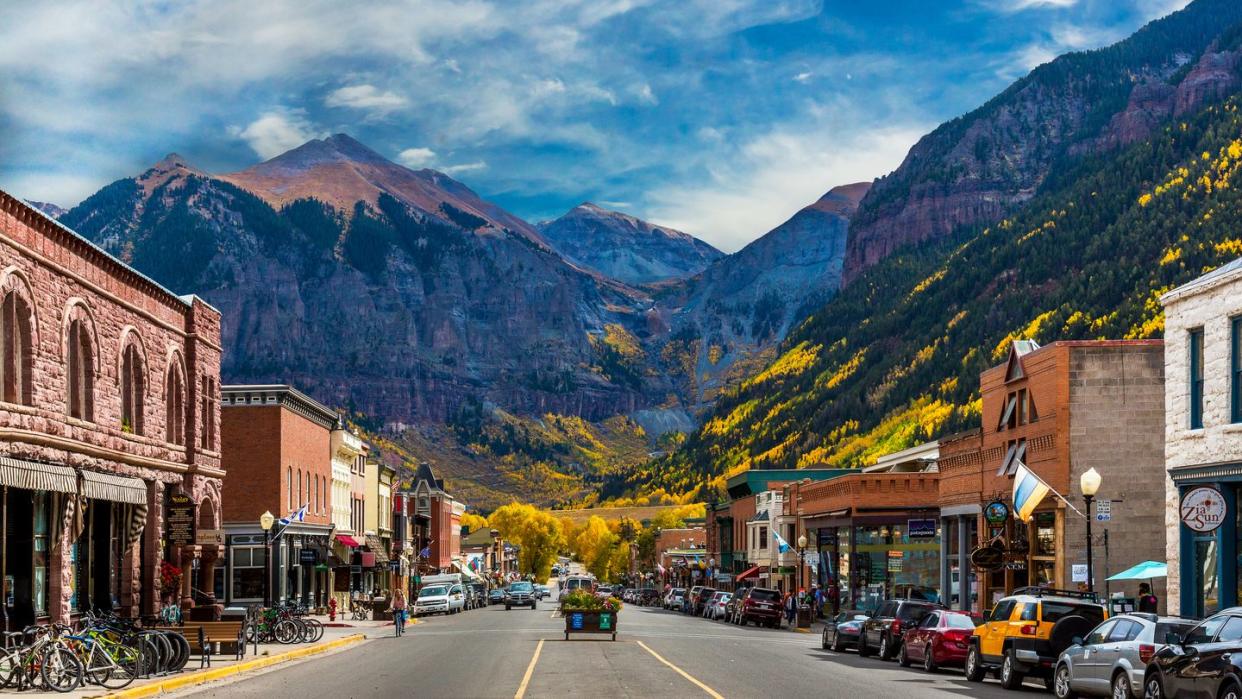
[0,190,223,626]
[1162,258,1242,617]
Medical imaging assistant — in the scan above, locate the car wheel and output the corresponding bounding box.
[822,630,830,650]
[879,634,892,661]
[964,645,985,683]
[858,634,872,657]
[505,605,511,610]
[1054,663,1078,699]
[1218,680,1241,699]
[1143,673,1163,699]
[898,642,910,667]
[832,633,845,653]
[923,646,937,673]
[1000,651,1025,690]
[1110,671,1132,699]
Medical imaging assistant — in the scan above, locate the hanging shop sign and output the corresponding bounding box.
[300,549,319,565]
[1181,486,1227,533]
[984,500,1010,526]
[165,492,196,546]
[970,544,1005,573]
[907,519,938,539]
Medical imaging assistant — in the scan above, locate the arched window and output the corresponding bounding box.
[287,467,293,510]
[165,360,185,446]
[314,476,320,514]
[200,376,216,450]
[66,318,94,421]
[296,470,302,508]
[0,290,33,405]
[120,342,145,435]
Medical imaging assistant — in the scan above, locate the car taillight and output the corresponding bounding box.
[945,629,971,641]
[891,620,903,635]
[1139,644,1155,663]
[1020,624,1037,636]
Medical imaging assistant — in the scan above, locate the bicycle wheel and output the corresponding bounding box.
[138,636,159,678]
[113,642,143,683]
[274,620,298,644]
[166,632,190,672]
[0,648,20,689]
[149,632,173,675]
[39,646,83,693]
[82,644,112,687]
[303,618,324,643]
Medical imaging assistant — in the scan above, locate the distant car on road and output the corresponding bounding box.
[899,609,981,672]
[665,588,686,610]
[413,583,465,617]
[708,592,732,620]
[691,587,717,616]
[822,610,870,652]
[1054,612,1194,699]
[504,581,538,610]
[732,587,782,628]
[488,588,505,604]
[859,599,942,660]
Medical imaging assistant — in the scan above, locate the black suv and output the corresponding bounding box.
[859,599,943,660]
[691,587,718,616]
[1144,607,1242,699]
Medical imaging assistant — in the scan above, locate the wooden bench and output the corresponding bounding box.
[151,621,245,668]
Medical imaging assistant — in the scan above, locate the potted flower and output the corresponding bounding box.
[157,560,183,605]
[561,589,621,641]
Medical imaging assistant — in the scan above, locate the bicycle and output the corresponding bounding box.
[350,600,370,621]
[0,624,84,692]
[62,628,139,690]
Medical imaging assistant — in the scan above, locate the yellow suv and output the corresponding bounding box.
[964,587,1107,691]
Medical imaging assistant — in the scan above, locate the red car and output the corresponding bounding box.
[898,609,980,672]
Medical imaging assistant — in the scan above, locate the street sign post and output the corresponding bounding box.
[1095,499,1112,522]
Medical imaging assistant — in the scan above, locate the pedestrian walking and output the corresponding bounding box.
[784,592,797,629]
[1138,583,1159,613]
[393,588,407,637]
[813,584,824,619]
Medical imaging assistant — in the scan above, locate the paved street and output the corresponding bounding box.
[176,586,1021,699]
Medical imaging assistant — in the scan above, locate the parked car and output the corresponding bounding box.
[709,592,732,620]
[564,576,594,594]
[859,599,943,660]
[684,586,706,613]
[899,609,981,672]
[665,588,686,610]
[468,582,489,608]
[732,587,783,628]
[724,591,746,621]
[1142,608,1242,699]
[822,610,870,652]
[533,584,549,600]
[1053,613,1194,699]
[596,584,614,599]
[965,587,1106,691]
[413,583,463,616]
[488,588,505,604]
[504,581,538,610]
[691,587,718,616]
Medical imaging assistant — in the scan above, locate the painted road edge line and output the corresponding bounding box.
[513,638,545,699]
[635,640,725,699]
[102,633,368,699]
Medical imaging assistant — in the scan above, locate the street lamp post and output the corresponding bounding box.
[260,510,276,607]
[796,533,808,595]
[1080,468,1102,594]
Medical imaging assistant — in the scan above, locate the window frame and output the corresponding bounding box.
[1190,327,1205,429]
[1233,317,1242,423]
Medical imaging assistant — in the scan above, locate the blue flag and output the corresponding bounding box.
[773,530,792,554]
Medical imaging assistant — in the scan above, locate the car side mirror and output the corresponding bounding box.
[1071,636,1084,647]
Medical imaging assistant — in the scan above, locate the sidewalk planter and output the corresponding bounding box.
[563,610,617,641]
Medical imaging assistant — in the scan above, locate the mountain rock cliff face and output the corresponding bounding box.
[60,139,660,426]
[653,182,869,407]
[537,203,722,285]
[842,0,1242,284]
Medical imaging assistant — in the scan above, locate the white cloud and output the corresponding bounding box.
[232,110,323,159]
[325,84,408,113]
[645,122,925,252]
[636,83,659,105]
[443,161,487,175]
[397,147,437,168]
[988,0,1079,11]
[793,71,813,83]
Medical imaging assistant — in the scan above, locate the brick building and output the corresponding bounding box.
[1161,259,1242,617]
[0,190,223,626]
[328,425,366,606]
[405,462,462,575]
[219,385,336,607]
[937,339,1165,613]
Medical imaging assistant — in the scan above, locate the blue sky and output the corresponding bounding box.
[0,0,1189,251]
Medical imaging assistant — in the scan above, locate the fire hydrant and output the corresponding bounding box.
[328,596,338,621]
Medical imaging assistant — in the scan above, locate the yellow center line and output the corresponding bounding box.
[514,638,545,699]
[635,639,725,699]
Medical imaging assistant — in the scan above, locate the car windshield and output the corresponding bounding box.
[509,582,533,592]
[944,614,977,629]
[1042,602,1105,626]
[750,589,780,602]
[419,585,448,598]
[897,604,934,621]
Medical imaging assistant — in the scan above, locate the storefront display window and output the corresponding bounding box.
[32,493,47,616]
[1197,538,1220,616]
[232,545,267,601]
[853,522,940,611]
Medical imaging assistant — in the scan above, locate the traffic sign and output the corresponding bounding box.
[1095,499,1112,522]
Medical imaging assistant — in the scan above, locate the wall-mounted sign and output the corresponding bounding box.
[1071,564,1088,582]
[1095,499,1112,522]
[1181,486,1227,532]
[165,492,196,546]
[907,519,938,539]
[196,529,224,546]
[299,549,319,565]
[984,500,1010,526]
[970,545,1005,572]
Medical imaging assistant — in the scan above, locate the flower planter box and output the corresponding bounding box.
[563,609,618,641]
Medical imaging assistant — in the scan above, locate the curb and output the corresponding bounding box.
[101,633,368,698]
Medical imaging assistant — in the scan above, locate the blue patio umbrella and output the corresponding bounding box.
[1106,560,1168,581]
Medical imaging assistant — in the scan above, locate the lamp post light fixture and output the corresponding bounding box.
[796,533,808,595]
[260,510,276,607]
[1080,468,1102,594]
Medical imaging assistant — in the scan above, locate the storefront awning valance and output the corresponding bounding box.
[737,565,762,580]
[0,457,77,493]
[365,534,389,564]
[336,534,361,548]
[79,470,147,504]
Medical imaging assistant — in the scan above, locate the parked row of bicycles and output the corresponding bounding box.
[0,611,190,693]
[243,601,324,645]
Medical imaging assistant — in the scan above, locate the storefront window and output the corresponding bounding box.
[32,493,48,616]
[836,526,851,610]
[853,522,940,611]
[232,546,267,601]
[1196,538,1220,616]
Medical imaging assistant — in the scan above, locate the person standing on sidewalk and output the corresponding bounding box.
[392,589,407,637]
[783,591,797,629]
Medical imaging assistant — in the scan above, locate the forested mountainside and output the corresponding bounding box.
[842,0,1242,283]
[626,89,1242,500]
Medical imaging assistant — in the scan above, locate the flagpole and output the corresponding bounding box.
[1015,460,1085,518]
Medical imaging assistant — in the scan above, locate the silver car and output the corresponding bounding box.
[1054,613,1195,699]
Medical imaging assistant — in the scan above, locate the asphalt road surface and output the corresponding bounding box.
[179,585,1024,699]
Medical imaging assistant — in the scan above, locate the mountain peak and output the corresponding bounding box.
[257,133,391,171]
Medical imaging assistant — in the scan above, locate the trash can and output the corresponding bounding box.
[797,604,813,628]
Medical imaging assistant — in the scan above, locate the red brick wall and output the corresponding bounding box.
[797,472,939,516]
[281,409,332,525]
[221,403,332,526]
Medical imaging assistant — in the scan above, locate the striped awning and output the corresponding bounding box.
[0,457,77,493]
[79,470,147,504]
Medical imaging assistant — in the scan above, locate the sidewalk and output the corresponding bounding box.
[23,618,408,699]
